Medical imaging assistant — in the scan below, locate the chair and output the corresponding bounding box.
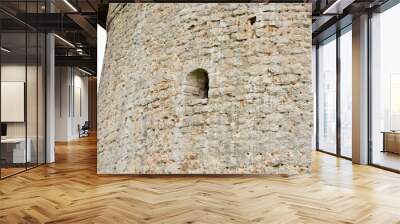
[79,121,90,138]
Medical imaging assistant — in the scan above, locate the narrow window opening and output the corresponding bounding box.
[186,68,209,99]
[248,16,256,25]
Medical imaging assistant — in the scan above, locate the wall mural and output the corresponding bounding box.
[98,3,313,175]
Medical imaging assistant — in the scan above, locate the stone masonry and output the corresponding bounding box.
[98,3,313,175]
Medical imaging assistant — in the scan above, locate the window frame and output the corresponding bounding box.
[315,24,353,161]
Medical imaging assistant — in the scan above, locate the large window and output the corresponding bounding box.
[317,35,337,154]
[340,27,352,158]
[316,26,353,159]
[370,3,400,171]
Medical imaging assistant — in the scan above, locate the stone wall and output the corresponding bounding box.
[98,3,313,175]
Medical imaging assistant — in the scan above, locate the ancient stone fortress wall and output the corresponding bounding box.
[98,3,313,175]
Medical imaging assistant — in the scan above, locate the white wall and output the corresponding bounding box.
[72,73,89,138]
[1,65,26,139]
[1,64,40,137]
[1,63,47,164]
[55,66,69,141]
[1,64,25,81]
[55,67,89,141]
[97,24,107,90]
[1,65,27,140]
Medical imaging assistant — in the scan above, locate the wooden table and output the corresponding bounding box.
[382,131,400,154]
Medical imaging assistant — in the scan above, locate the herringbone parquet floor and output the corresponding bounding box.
[1,135,400,224]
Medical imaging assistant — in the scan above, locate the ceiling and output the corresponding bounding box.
[1,0,396,71]
[311,0,392,43]
[0,0,102,75]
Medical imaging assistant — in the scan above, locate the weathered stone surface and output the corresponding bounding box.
[98,3,313,175]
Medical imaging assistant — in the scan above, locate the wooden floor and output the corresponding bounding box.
[1,135,400,223]
[0,167,26,178]
[372,150,400,171]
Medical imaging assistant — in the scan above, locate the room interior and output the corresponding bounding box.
[0,30,46,178]
[1,0,400,223]
[0,0,97,179]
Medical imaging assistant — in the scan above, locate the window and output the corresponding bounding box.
[340,27,352,158]
[185,68,209,99]
[315,25,353,159]
[317,35,337,154]
[370,3,400,171]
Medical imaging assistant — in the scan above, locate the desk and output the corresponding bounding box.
[1,138,31,163]
[382,131,400,154]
